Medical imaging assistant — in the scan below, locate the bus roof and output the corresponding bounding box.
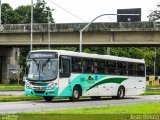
[30,50,145,63]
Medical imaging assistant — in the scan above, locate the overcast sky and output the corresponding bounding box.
[2,0,160,23]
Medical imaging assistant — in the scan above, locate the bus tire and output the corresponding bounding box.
[112,86,125,99]
[69,86,80,102]
[43,96,53,102]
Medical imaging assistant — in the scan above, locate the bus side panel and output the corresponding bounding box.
[58,74,106,97]
[58,74,146,97]
[122,77,137,96]
[58,77,72,97]
[122,76,146,96]
[97,76,128,96]
[136,76,146,95]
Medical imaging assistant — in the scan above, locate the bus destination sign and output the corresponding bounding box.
[28,52,58,59]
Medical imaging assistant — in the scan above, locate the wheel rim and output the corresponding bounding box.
[74,90,79,98]
[119,88,124,98]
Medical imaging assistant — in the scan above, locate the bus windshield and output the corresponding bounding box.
[26,59,58,81]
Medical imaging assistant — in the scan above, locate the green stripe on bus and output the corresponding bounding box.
[59,74,106,96]
[86,78,128,92]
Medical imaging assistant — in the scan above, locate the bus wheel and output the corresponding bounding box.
[69,86,80,102]
[112,86,125,99]
[43,96,53,102]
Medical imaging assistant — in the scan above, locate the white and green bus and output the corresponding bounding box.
[25,50,146,102]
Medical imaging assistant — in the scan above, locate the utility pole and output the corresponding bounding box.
[30,0,33,51]
[0,0,1,25]
[154,47,156,76]
[0,0,4,31]
[45,9,54,50]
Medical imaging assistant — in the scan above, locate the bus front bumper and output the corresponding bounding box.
[25,87,58,97]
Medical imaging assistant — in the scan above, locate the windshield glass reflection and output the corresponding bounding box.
[27,59,58,81]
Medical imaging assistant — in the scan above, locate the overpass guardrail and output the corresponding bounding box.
[0,22,160,33]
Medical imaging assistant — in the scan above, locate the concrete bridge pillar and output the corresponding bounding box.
[0,47,19,84]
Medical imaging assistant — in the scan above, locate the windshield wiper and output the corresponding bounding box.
[42,59,50,67]
[42,59,50,72]
[32,59,40,71]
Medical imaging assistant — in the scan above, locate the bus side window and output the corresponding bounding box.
[60,57,71,78]
[106,60,116,75]
[82,58,94,73]
[128,62,137,76]
[117,61,127,75]
[72,57,82,73]
[95,59,106,74]
[137,63,145,77]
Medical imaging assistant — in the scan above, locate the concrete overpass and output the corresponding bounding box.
[0,22,160,83]
[0,22,160,47]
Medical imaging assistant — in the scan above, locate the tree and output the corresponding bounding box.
[1,3,21,24]
[16,0,55,24]
[148,4,160,21]
[34,0,54,23]
[15,5,31,24]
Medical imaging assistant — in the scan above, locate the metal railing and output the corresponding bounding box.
[0,22,159,33]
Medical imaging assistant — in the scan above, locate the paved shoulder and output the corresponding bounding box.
[0,91,24,95]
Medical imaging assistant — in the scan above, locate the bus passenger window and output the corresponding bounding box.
[62,60,70,74]
[60,58,71,78]
[117,61,127,75]
[94,59,106,74]
[137,64,145,77]
[94,67,98,74]
[128,63,137,76]
[72,57,82,73]
[106,60,116,75]
[82,58,94,73]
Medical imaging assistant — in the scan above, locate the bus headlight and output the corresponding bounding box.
[25,82,32,89]
[47,82,56,90]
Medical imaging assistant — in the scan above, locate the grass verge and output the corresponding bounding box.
[1,102,160,120]
[143,89,160,95]
[142,86,160,95]
[0,95,43,102]
[34,102,160,114]
[0,84,24,91]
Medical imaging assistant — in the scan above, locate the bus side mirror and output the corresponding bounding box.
[59,69,62,77]
[59,68,62,73]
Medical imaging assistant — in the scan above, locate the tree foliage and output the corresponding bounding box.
[34,0,54,23]
[15,5,31,24]
[148,4,160,21]
[1,3,21,24]
[2,0,54,24]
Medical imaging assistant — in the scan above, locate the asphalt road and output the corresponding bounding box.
[0,91,24,96]
[0,95,160,114]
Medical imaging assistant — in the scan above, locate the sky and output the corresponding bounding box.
[2,0,160,23]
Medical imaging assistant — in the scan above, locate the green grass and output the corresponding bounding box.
[0,95,43,102]
[1,102,159,120]
[0,84,24,91]
[36,102,160,114]
[142,86,160,95]
[147,85,160,88]
[143,89,160,95]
